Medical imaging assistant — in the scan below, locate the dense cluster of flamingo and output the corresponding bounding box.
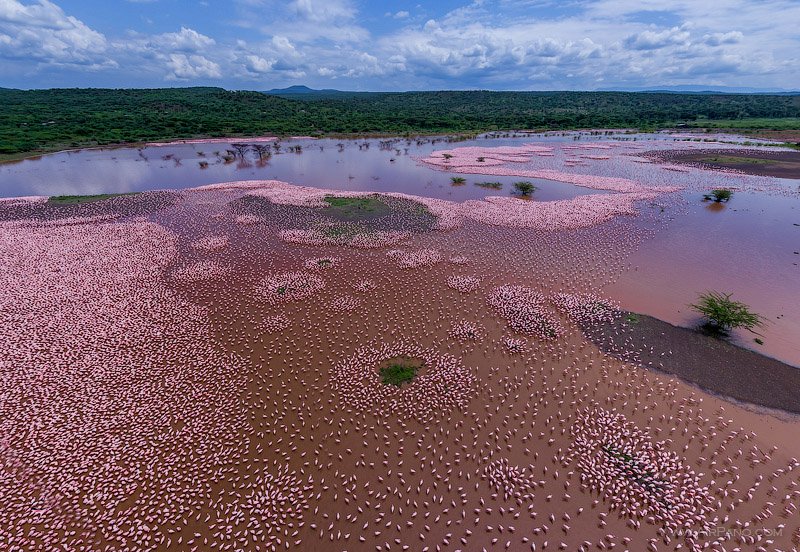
[330,341,475,422]
[568,407,715,547]
[279,227,411,248]
[173,259,230,282]
[449,320,485,342]
[551,292,621,325]
[331,294,361,312]
[146,136,278,147]
[487,285,564,338]
[190,235,229,252]
[387,247,443,268]
[446,274,482,293]
[502,336,527,354]
[304,256,338,271]
[353,278,377,292]
[258,270,325,305]
[207,466,314,551]
[484,458,537,501]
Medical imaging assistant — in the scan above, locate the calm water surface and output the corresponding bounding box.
[0,132,677,200]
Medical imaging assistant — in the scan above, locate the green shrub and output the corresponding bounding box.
[512,181,536,196]
[690,291,763,333]
[703,189,733,202]
[450,176,466,185]
[379,359,421,386]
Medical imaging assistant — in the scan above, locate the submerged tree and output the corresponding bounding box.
[690,291,764,334]
[251,144,272,162]
[703,189,733,202]
[512,181,537,196]
[230,143,250,159]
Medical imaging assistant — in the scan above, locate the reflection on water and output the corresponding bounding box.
[1,133,665,201]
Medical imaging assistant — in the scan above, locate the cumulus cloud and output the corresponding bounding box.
[152,27,215,52]
[0,0,109,66]
[624,26,691,50]
[704,31,743,46]
[244,54,274,74]
[166,54,221,80]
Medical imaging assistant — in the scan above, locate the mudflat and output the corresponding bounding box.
[644,148,800,178]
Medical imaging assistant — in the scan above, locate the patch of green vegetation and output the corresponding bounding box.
[379,357,423,387]
[475,181,503,189]
[702,188,733,202]
[625,313,640,325]
[512,181,537,196]
[323,195,392,220]
[47,192,138,204]
[450,176,466,185]
[690,290,764,334]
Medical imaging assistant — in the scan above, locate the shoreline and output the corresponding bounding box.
[584,312,800,415]
[0,130,486,165]
[6,126,797,166]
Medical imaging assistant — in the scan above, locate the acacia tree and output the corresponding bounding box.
[251,144,272,162]
[230,143,250,159]
[513,181,536,196]
[690,291,764,334]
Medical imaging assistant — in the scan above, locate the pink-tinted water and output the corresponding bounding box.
[609,191,800,365]
[1,133,799,552]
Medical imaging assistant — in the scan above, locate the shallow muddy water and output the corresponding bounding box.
[1,132,799,552]
[609,190,800,364]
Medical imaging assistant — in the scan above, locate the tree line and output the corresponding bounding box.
[2,87,799,156]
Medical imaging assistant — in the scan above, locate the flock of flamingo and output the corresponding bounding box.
[1,133,798,551]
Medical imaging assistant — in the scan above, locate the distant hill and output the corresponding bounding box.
[264,85,352,97]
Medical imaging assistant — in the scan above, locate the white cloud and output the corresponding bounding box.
[152,26,215,52]
[624,25,691,50]
[289,0,355,22]
[166,53,221,80]
[0,0,109,66]
[244,54,274,73]
[704,31,743,46]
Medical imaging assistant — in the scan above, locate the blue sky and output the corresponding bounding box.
[1,0,798,91]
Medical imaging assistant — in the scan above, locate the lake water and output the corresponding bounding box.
[2,130,798,365]
[0,132,682,200]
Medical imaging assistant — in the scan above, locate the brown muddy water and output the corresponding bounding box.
[1,132,798,551]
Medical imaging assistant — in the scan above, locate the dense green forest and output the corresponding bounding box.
[2,87,799,157]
